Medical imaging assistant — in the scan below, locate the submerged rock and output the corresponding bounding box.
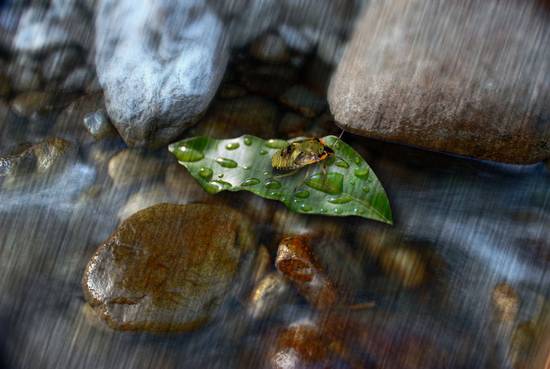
[82,203,256,332]
[275,236,338,310]
[11,91,55,118]
[239,64,298,99]
[0,137,72,182]
[192,96,278,138]
[107,149,165,187]
[247,273,291,320]
[95,0,229,147]
[117,185,177,220]
[249,33,290,64]
[164,163,212,203]
[492,282,519,323]
[278,112,310,137]
[356,227,429,289]
[280,85,326,118]
[328,0,550,164]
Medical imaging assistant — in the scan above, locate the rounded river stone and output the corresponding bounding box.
[82,203,255,332]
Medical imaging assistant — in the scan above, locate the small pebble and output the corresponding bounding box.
[83,110,115,140]
[379,247,427,288]
[276,236,338,310]
[61,67,93,92]
[248,273,290,319]
[249,33,290,64]
[107,149,165,187]
[218,83,247,99]
[492,282,519,322]
[0,72,12,98]
[11,91,54,118]
[280,85,326,118]
[278,112,310,136]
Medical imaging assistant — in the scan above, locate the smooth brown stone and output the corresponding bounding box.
[328,0,550,164]
[107,149,165,187]
[275,236,338,310]
[82,203,255,332]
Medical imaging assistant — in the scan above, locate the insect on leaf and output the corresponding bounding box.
[168,135,393,224]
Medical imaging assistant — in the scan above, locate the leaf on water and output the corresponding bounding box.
[168,135,393,224]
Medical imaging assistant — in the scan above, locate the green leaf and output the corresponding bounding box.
[168,135,393,224]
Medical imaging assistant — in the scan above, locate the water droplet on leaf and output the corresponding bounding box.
[300,203,312,212]
[294,190,310,199]
[244,136,253,146]
[265,179,282,189]
[204,180,231,194]
[225,142,240,150]
[335,160,349,168]
[265,139,288,149]
[173,145,204,162]
[215,157,238,168]
[260,149,268,155]
[354,167,369,179]
[328,194,353,204]
[241,178,260,186]
[198,167,213,180]
[305,173,343,195]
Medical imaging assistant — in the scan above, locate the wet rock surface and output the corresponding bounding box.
[0,137,72,179]
[107,149,165,187]
[329,0,550,164]
[192,96,278,138]
[276,236,338,310]
[82,203,255,332]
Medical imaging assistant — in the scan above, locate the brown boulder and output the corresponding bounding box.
[328,0,550,164]
[82,203,256,332]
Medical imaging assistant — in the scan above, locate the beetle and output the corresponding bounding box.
[271,137,334,172]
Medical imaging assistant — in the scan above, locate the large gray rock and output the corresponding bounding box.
[95,0,229,148]
[329,0,550,164]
